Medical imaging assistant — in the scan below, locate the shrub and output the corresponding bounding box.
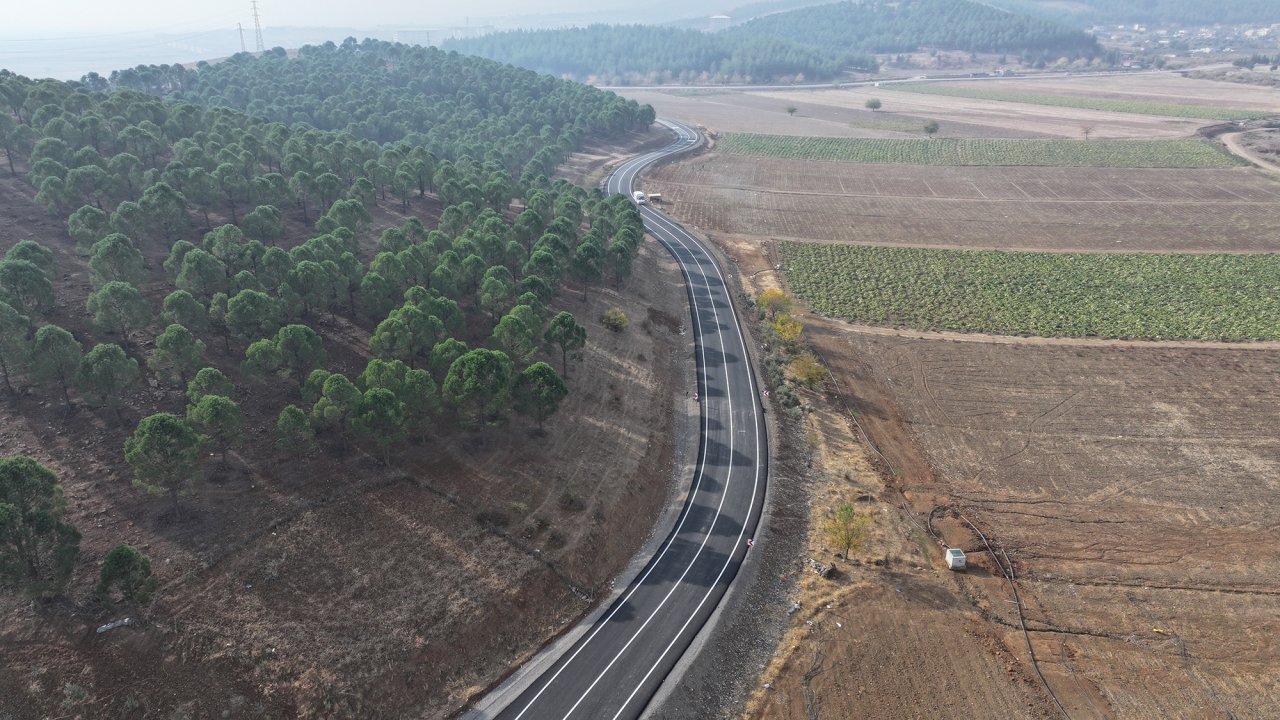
[602,307,629,332]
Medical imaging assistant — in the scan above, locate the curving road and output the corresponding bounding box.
[481,119,769,720]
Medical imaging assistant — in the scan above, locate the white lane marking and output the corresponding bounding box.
[508,123,712,720]
[558,190,743,719]
[607,203,766,720]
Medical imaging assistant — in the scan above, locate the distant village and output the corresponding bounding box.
[1096,22,1280,66]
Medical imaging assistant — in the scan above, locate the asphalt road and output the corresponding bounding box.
[488,119,769,720]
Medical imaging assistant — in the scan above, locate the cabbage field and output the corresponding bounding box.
[778,241,1280,340]
[716,133,1241,167]
[884,84,1275,121]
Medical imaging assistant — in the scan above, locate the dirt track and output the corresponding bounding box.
[1222,130,1280,174]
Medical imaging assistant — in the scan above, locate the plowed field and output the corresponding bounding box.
[647,157,1280,253]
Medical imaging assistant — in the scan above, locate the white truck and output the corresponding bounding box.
[632,190,647,205]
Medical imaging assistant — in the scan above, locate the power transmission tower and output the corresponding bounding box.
[251,0,265,52]
[237,23,247,53]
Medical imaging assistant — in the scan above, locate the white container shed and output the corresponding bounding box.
[945,548,966,570]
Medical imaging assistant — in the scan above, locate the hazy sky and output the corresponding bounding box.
[2,0,623,36]
[0,0,714,78]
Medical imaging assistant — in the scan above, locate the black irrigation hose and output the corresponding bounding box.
[953,507,1071,720]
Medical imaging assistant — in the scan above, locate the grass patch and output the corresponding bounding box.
[716,133,1240,167]
[885,83,1275,121]
[846,114,938,133]
[778,241,1280,341]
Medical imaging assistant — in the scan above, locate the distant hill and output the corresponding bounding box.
[445,0,1098,84]
[443,24,863,84]
[985,0,1279,27]
[729,0,1100,57]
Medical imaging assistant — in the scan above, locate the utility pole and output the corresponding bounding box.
[251,0,265,53]
[237,23,246,53]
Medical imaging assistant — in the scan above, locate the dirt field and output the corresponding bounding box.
[639,72,1280,718]
[620,89,1052,139]
[621,72,1280,142]
[955,72,1280,110]
[647,156,1280,253]
[829,333,1280,718]
[0,130,691,718]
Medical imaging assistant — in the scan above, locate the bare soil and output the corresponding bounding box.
[962,72,1280,110]
[618,89,1050,139]
[0,130,690,718]
[648,155,1280,253]
[753,88,1204,139]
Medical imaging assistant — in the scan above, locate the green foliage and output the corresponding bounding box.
[5,240,55,279]
[821,503,871,560]
[0,259,54,317]
[176,248,227,300]
[275,404,317,456]
[986,0,1275,25]
[31,325,81,406]
[778,241,1280,341]
[370,305,440,366]
[311,373,361,432]
[448,0,1098,82]
[512,362,568,428]
[124,413,203,517]
[273,324,326,378]
[187,394,243,464]
[241,338,282,380]
[150,324,205,387]
[242,205,283,245]
[0,456,80,598]
[446,23,863,83]
[187,367,234,405]
[0,301,30,393]
[888,83,1275,121]
[443,348,513,425]
[96,544,157,606]
[225,289,282,343]
[490,314,536,362]
[738,0,1097,57]
[86,281,149,347]
[160,289,208,334]
[544,311,587,377]
[429,338,467,382]
[75,343,139,414]
[88,235,145,292]
[67,205,111,254]
[715,133,1241,168]
[602,308,629,332]
[352,388,406,460]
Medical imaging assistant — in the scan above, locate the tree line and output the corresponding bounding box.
[735,0,1100,59]
[988,0,1278,27]
[444,0,1100,85]
[445,24,868,85]
[0,44,651,601]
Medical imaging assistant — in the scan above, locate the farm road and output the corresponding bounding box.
[1222,131,1280,174]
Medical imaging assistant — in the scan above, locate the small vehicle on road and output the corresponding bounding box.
[632,190,647,204]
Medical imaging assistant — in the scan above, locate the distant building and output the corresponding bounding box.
[709,15,731,32]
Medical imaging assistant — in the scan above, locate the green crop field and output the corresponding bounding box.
[778,242,1280,341]
[884,83,1276,121]
[716,133,1241,167]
